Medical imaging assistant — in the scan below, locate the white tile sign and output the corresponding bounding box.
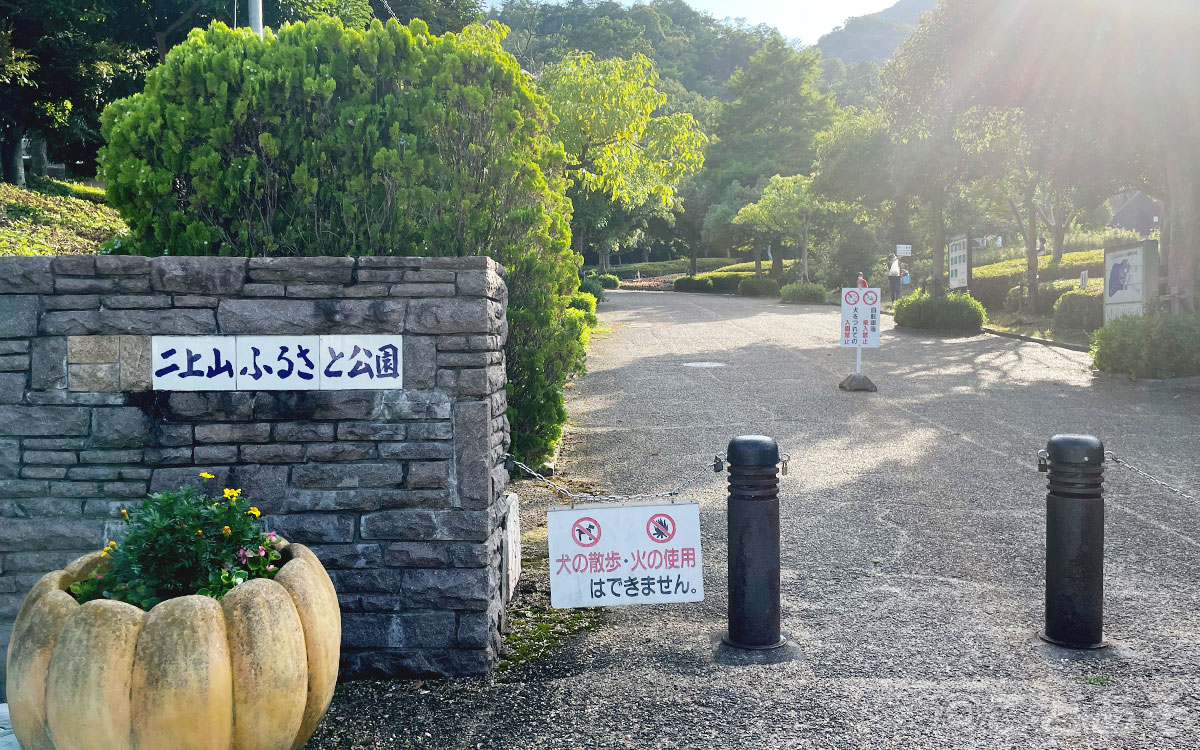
[152,335,402,391]
[548,500,704,609]
[841,288,881,348]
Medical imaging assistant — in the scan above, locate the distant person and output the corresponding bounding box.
[856,273,868,289]
[887,253,902,302]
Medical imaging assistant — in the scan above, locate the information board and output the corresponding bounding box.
[840,288,881,348]
[948,235,969,289]
[1104,242,1158,324]
[896,244,912,257]
[151,335,403,391]
[548,500,704,609]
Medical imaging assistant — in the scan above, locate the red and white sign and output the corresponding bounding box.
[841,287,881,349]
[548,501,704,609]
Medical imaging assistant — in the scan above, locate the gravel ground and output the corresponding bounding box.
[307,290,1200,749]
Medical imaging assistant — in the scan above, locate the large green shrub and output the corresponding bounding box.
[1053,288,1103,333]
[100,18,582,465]
[893,291,986,333]
[578,276,605,301]
[597,258,736,279]
[780,282,827,304]
[1092,314,1200,378]
[1005,278,1104,316]
[595,273,620,289]
[971,250,1105,311]
[673,275,713,293]
[568,291,598,328]
[738,276,780,297]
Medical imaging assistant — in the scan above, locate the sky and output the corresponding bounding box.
[679,0,897,43]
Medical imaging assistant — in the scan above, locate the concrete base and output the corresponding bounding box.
[710,633,806,666]
[838,373,878,392]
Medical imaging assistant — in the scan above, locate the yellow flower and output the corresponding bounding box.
[222,526,231,536]
[120,509,129,520]
[247,506,261,518]
[108,541,117,549]
[199,472,215,481]
[213,503,219,508]
[223,488,242,501]
[196,529,203,536]
[100,548,109,557]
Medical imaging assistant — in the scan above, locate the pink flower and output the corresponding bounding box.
[266,531,277,542]
[94,573,103,579]
[236,549,248,564]
[258,546,267,557]
[266,564,276,571]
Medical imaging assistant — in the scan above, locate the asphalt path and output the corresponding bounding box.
[311,290,1200,749]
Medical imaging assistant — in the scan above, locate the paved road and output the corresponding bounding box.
[313,290,1200,749]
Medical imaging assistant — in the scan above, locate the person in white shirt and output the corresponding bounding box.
[887,254,902,303]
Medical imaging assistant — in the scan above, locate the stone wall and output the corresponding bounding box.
[0,255,515,691]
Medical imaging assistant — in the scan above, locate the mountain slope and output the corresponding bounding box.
[816,0,937,65]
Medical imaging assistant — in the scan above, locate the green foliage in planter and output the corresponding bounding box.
[673,275,713,293]
[893,291,986,333]
[99,18,582,466]
[1054,288,1104,334]
[780,282,827,303]
[737,276,780,297]
[1092,314,1200,378]
[568,291,598,327]
[594,273,620,289]
[578,276,605,301]
[68,480,281,610]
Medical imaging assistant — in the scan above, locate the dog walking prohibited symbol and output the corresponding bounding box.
[571,517,602,547]
[646,513,676,543]
[863,289,879,306]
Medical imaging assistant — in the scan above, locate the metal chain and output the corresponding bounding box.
[504,453,725,504]
[1104,450,1197,502]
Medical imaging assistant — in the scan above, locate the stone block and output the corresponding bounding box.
[143,447,193,465]
[272,422,335,442]
[23,450,78,465]
[0,257,54,293]
[403,335,437,390]
[95,256,151,275]
[21,467,68,479]
[194,445,238,464]
[0,341,29,354]
[0,406,89,436]
[56,276,149,294]
[119,335,151,391]
[30,336,67,390]
[248,257,355,284]
[456,611,494,648]
[151,257,247,295]
[102,480,149,498]
[68,467,121,480]
[359,509,487,541]
[217,298,407,335]
[378,442,453,460]
[408,423,452,441]
[194,422,272,444]
[91,407,151,447]
[403,568,489,608]
[383,541,489,568]
[341,612,457,649]
[376,390,452,420]
[153,423,193,446]
[405,298,489,335]
[0,355,30,371]
[407,461,449,489]
[0,479,48,497]
[285,284,342,299]
[43,296,100,311]
[102,295,171,309]
[78,448,144,464]
[2,550,81,572]
[23,438,86,449]
[67,335,120,363]
[305,442,377,462]
[243,284,285,297]
[306,544,383,569]
[0,519,102,551]
[68,363,121,392]
[40,308,218,335]
[253,391,379,421]
[163,392,253,421]
[0,296,39,338]
[262,513,356,543]
[52,256,95,275]
[388,283,456,297]
[336,422,407,441]
[455,270,506,300]
[0,372,25,404]
[238,443,304,464]
[337,285,389,298]
[173,295,220,308]
[0,438,18,478]
[402,270,456,283]
[339,649,489,681]
[292,463,404,490]
[284,489,450,512]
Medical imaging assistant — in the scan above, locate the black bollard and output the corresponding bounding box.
[725,435,784,650]
[1039,434,1106,649]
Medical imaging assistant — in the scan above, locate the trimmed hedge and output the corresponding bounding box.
[1053,288,1103,333]
[673,276,713,293]
[972,250,1105,311]
[1006,278,1104,316]
[780,282,827,303]
[717,259,797,274]
[894,291,986,333]
[594,258,737,279]
[595,273,620,289]
[738,277,780,297]
[1093,314,1200,378]
[579,276,605,301]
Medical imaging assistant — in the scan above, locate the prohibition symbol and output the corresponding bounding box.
[571,517,601,547]
[646,513,676,543]
[863,290,879,305]
[843,290,860,305]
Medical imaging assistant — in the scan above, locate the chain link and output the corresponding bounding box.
[1104,451,1197,502]
[504,453,725,504]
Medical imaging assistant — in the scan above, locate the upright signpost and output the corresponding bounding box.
[1104,240,1159,324]
[948,234,970,291]
[895,244,912,258]
[839,288,880,392]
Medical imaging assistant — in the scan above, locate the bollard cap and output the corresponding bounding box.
[726,435,780,467]
[1046,434,1105,466]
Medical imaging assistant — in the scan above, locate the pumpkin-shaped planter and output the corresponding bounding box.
[5,540,341,750]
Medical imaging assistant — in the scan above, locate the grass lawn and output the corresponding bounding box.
[584,257,737,279]
[0,177,124,256]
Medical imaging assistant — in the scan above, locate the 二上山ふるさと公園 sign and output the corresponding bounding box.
[840,288,880,348]
[151,335,402,390]
[547,500,704,609]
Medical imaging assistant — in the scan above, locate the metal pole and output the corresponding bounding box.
[855,346,862,376]
[725,435,783,650]
[1038,434,1106,649]
[250,0,263,38]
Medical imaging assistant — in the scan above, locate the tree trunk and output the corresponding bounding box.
[1025,195,1040,313]
[641,246,650,263]
[770,241,783,278]
[28,132,48,178]
[931,199,945,296]
[155,32,170,63]
[1051,220,1066,264]
[1,129,26,187]
[599,246,610,274]
[689,246,697,276]
[753,244,762,277]
[1165,140,1198,312]
[802,213,810,283]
